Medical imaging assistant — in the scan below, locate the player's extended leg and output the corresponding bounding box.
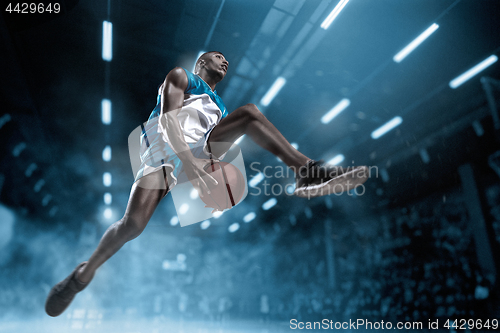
[207,103,369,197]
[208,103,309,169]
[45,169,169,317]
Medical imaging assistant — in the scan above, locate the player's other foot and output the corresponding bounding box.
[294,160,369,198]
[45,262,91,317]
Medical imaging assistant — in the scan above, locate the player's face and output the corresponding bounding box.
[206,53,229,79]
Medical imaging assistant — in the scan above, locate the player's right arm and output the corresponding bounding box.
[158,67,218,194]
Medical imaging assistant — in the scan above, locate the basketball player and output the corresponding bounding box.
[45,51,368,317]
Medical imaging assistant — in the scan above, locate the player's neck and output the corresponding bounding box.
[197,71,219,91]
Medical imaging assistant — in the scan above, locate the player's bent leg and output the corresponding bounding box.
[208,103,309,169]
[45,169,169,317]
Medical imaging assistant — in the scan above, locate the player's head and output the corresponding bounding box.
[194,51,228,79]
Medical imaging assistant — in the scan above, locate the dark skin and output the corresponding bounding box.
[75,52,309,283]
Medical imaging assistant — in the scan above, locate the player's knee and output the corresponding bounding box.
[240,103,262,120]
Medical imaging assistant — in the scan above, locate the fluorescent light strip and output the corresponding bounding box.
[243,212,256,223]
[449,55,498,89]
[260,77,286,106]
[102,145,112,162]
[320,0,350,30]
[249,172,265,187]
[321,98,350,124]
[327,154,345,165]
[193,50,206,73]
[102,21,113,61]
[101,99,112,125]
[262,198,277,210]
[103,172,112,187]
[371,116,403,139]
[228,222,240,233]
[393,23,439,63]
[104,192,112,205]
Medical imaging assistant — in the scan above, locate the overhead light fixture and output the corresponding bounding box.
[262,198,277,210]
[371,116,403,139]
[327,154,345,165]
[260,77,286,107]
[102,21,113,61]
[393,23,439,63]
[228,222,240,233]
[102,145,112,162]
[200,220,211,229]
[190,189,199,199]
[170,216,179,226]
[104,192,112,205]
[320,0,350,30]
[321,98,350,124]
[179,203,189,215]
[103,208,113,219]
[249,172,265,187]
[243,212,256,223]
[449,55,498,89]
[103,172,112,187]
[101,99,112,125]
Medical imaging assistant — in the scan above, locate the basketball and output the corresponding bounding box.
[200,161,246,211]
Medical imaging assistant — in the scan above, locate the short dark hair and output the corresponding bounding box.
[194,51,224,73]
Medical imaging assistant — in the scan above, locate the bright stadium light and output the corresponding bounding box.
[179,204,189,215]
[321,0,350,30]
[200,220,211,230]
[101,99,112,125]
[449,55,498,89]
[103,208,113,219]
[102,21,113,61]
[260,77,286,107]
[102,145,112,162]
[170,216,179,226]
[249,172,265,187]
[243,212,256,223]
[371,116,403,139]
[262,198,277,210]
[321,98,350,124]
[393,23,439,63]
[190,188,199,199]
[228,222,240,233]
[103,172,112,187]
[327,154,345,165]
[104,192,112,205]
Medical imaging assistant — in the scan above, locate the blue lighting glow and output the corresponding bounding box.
[327,154,345,165]
[260,77,286,107]
[200,220,211,229]
[321,98,350,124]
[103,208,113,219]
[103,172,112,187]
[262,198,277,210]
[101,99,112,125]
[249,172,265,187]
[393,23,439,63]
[228,222,240,233]
[104,192,112,205]
[243,212,256,223]
[179,204,189,215]
[102,21,113,61]
[449,55,498,89]
[102,145,112,162]
[371,116,403,139]
[320,0,350,30]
